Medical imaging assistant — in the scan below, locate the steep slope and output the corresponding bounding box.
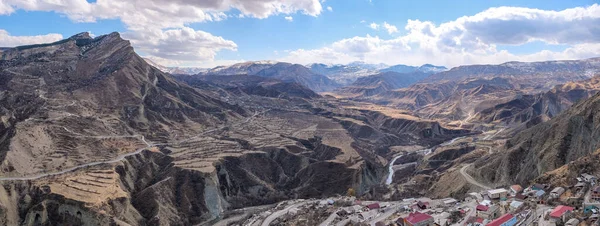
[173,74,321,99]
[0,32,245,176]
[477,75,600,127]
[474,90,600,185]
[0,32,473,225]
[411,77,518,122]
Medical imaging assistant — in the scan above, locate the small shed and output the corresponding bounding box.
[533,190,546,199]
[487,188,509,199]
[582,173,597,183]
[417,201,429,209]
[531,184,546,191]
[515,194,528,201]
[550,187,565,198]
[565,218,579,226]
[509,201,524,211]
[443,198,458,206]
[359,210,378,221]
[510,185,523,195]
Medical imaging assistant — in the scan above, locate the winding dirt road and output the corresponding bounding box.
[0,110,267,182]
[459,164,491,190]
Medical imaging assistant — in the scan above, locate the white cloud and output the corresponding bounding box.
[369,22,379,30]
[360,20,366,23]
[382,22,398,34]
[0,29,63,47]
[285,16,293,22]
[282,4,600,67]
[124,27,237,62]
[0,0,323,66]
[327,6,332,12]
[145,55,244,68]
[0,0,323,26]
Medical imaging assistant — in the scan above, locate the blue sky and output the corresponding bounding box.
[0,0,599,68]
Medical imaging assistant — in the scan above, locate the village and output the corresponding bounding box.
[229,172,600,226]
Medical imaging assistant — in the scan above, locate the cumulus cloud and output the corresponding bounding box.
[0,29,63,47]
[0,0,323,26]
[382,22,398,34]
[0,0,323,66]
[369,22,398,34]
[327,6,332,12]
[369,22,379,30]
[282,4,600,67]
[285,16,293,22]
[125,27,237,62]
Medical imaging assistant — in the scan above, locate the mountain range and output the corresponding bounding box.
[0,32,470,225]
[4,31,600,226]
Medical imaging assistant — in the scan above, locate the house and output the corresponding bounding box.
[582,173,597,183]
[549,205,575,222]
[574,182,586,191]
[514,194,528,201]
[397,217,405,225]
[509,201,523,212]
[366,203,381,210]
[375,221,386,226]
[531,184,546,191]
[465,216,485,226]
[509,185,523,196]
[443,198,458,206]
[433,212,450,226]
[566,218,580,226]
[417,201,429,209]
[480,200,492,206]
[477,205,500,220]
[550,187,566,198]
[359,210,379,221]
[477,205,489,211]
[342,205,363,214]
[486,214,517,226]
[487,189,509,199]
[533,190,546,200]
[403,212,434,226]
[592,186,600,201]
[468,192,483,202]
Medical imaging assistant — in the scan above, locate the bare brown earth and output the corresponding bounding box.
[474,90,600,186]
[3,32,600,226]
[0,33,471,225]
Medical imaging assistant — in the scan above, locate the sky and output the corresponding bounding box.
[0,0,599,68]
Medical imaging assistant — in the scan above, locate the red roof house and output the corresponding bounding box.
[405,212,433,226]
[477,205,490,211]
[366,203,381,210]
[486,214,515,226]
[550,205,574,219]
[510,185,523,194]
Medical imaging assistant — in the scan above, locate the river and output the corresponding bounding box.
[386,136,467,185]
